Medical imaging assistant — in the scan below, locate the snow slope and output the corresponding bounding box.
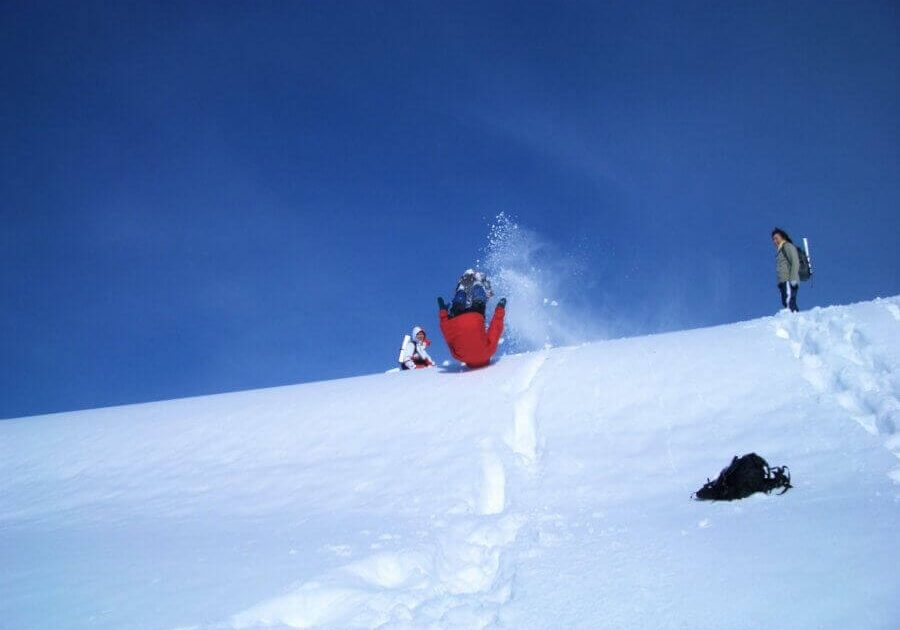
[1,297,898,629]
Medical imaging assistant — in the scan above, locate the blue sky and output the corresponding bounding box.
[2,1,898,418]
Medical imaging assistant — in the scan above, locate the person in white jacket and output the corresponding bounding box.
[399,326,435,370]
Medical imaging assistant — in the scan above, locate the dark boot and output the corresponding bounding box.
[470,283,488,316]
[450,289,468,318]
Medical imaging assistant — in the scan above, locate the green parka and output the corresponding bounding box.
[776,241,800,285]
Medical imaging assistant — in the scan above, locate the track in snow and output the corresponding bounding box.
[228,352,553,629]
[774,301,900,483]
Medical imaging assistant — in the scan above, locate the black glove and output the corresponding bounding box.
[497,297,507,308]
[438,297,447,310]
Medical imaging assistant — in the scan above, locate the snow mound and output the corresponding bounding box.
[1,297,899,629]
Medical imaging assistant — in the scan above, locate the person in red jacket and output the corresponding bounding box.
[438,271,506,369]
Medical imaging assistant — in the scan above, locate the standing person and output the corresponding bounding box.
[772,228,801,312]
[438,270,506,369]
[399,326,435,370]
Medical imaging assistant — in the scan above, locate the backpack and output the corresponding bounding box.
[397,334,411,364]
[797,246,812,282]
[694,453,792,501]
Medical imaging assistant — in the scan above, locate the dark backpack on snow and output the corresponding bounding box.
[694,453,792,501]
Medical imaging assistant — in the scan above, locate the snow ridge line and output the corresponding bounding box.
[774,304,900,483]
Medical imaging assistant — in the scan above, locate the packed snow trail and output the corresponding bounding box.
[505,350,550,466]
[229,352,555,629]
[0,298,898,629]
[774,299,900,482]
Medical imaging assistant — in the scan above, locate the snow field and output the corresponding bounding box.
[0,297,898,629]
[774,298,900,478]
[230,351,555,628]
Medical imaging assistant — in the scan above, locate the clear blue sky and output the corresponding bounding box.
[2,1,898,419]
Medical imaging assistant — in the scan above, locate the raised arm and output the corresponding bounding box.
[485,303,506,355]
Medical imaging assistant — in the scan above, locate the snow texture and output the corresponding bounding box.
[1,297,899,629]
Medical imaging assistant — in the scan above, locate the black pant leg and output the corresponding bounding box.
[789,283,799,312]
[778,282,788,308]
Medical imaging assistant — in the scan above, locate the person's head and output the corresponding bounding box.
[771,228,792,248]
[412,326,426,342]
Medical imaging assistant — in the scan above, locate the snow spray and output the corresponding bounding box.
[479,213,602,353]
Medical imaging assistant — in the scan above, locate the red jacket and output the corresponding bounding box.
[438,306,505,368]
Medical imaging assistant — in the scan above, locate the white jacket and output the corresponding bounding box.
[400,326,434,369]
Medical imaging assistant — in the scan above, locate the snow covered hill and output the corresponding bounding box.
[1,298,898,629]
